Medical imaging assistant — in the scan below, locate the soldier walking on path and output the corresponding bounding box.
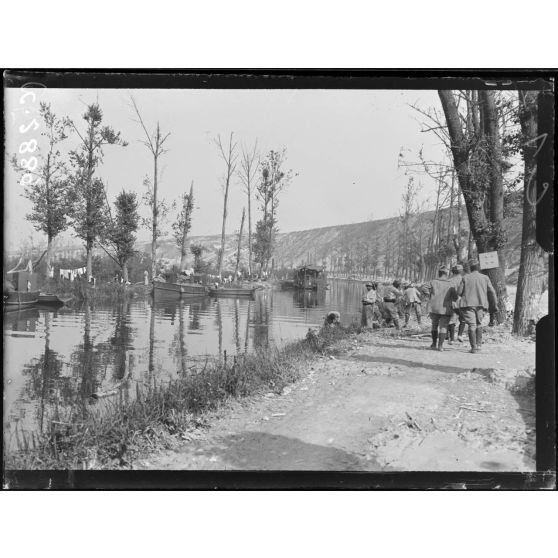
[403,282,422,327]
[421,266,458,351]
[457,260,498,353]
[447,264,465,344]
[382,280,403,330]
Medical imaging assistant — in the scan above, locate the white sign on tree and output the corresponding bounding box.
[479,251,499,270]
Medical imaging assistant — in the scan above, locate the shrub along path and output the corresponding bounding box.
[139,326,536,472]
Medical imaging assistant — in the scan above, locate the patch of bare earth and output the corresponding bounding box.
[137,327,536,472]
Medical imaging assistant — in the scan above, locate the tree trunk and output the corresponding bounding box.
[86,240,93,280]
[45,235,54,280]
[513,91,547,335]
[122,263,129,283]
[151,138,159,281]
[247,185,252,276]
[217,133,235,278]
[234,208,246,279]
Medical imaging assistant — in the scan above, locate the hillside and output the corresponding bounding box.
[149,208,524,280]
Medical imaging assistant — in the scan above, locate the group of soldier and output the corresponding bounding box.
[361,260,498,354]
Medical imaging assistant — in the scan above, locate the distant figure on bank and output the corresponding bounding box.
[361,281,379,328]
[144,270,149,285]
[447,264,465,344]
[382,280,403,330]
[457,260,498,353]
[324,311,341,327]
[421,266,457,351]
[403,282,422,327]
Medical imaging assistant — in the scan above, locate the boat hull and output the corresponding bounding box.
[153,281,208,296]
[3,290,40,308]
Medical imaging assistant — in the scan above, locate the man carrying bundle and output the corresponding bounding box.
[457,260,498,353]
[421,266,458,351]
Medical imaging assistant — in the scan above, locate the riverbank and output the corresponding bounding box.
[4,323,358,470]
[137,324,536,472]
[5,318,536,471]
[41,278,150,302]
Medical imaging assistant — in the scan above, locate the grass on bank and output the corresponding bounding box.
[5,324,360,470]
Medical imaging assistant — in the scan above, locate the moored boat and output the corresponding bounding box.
[153,280,208,296]
[293,265,328,290]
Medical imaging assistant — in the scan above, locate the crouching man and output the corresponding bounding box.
[324,311,341,327]
[421,266,457,351]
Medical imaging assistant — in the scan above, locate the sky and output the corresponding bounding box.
[4,87,447,251]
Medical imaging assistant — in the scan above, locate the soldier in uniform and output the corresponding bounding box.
[382,280,403,330]
[447,264,464,344]
[421,265,457,351]
[361,281,379,328]
[457,260,498,353]
[403,281,422,327]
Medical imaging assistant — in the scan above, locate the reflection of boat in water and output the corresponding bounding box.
[293,288,325,308]
[152,280,208,296]
[208,286,257,298]
[4,307,40,332]
[37,294,74,306]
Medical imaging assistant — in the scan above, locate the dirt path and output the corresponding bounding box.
[138,329,536,472]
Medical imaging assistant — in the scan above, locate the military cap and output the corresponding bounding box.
[365,282,373,287]
[439,265,449,274]
[451,264,464,273]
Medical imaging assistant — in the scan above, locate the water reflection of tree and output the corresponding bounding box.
[245,299,252,353]
[215,299,223,360]
[253,294,270,349]
[147,299,156,388]
[189,296,209,331]
[20,311,70,432]
[95,298,135,381]
[233,298,241,354]
[73,301,103,401]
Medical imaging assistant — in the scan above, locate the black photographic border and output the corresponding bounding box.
[2,69,555,490]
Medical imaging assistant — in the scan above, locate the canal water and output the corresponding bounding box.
[3,280,367,449]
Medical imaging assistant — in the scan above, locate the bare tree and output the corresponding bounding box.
[214,132,238,278]
[130,96,170,281]
[238,140,259,276]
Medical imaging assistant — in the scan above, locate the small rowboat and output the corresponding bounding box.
[37,294,74,306]
[208,286,257,298]
[3,290,40,309]
[153,281,208,296]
